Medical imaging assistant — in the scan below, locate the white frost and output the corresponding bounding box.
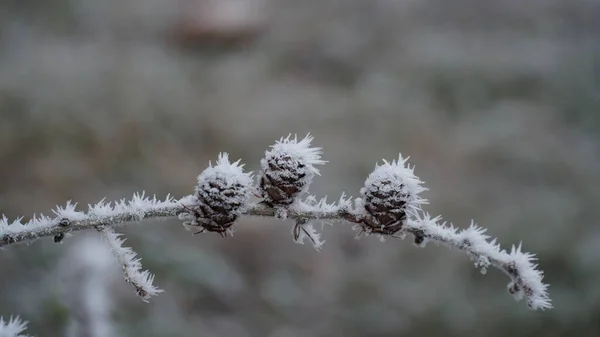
[0,316,30,337]
[265,134,326,174]
[261,134,326,198]
[88,193,177,220]
[293,193,353,215]
[195,152,253,211]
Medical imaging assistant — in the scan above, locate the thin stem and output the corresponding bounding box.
[245,204,355,221]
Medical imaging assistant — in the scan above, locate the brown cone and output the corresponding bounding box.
[361,179,409,235]
[259,154,307,207]
[194,176,247,236]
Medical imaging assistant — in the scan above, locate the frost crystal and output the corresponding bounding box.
[52,201,86,222]
[0,316,30,337]
[259,134,326,206]
[294,193,352,215]
[195,153,254,208]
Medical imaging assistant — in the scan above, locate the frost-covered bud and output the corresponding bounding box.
[358,154,427,235]
[259,134,326,207]
[190,153,253,236]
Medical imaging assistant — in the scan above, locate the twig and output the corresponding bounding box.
[99,227,163,301]
[0,136,552,310]
[0,194,550,309]
[0,197,348,248]
[0,194,183,248]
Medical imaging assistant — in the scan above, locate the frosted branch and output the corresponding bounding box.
[0,195,551,309]
[0,136,552,311]
[0,193,185,248]
[0,193,551,309]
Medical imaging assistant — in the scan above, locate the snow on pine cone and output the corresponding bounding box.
[187,153,253,236]
[358,154,427,235]
[258,134,326,207]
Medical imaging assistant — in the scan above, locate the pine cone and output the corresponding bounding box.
[189,153,253,236]
[361,178,409,235]
[359,155,427,235]
[259,135,325,207]
[260,154,306,206]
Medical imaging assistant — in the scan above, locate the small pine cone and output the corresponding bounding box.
[259,134,325,207]
[191,153,253,236]
[359,154,427,235]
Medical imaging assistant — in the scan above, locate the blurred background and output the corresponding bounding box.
[1,0,599,336]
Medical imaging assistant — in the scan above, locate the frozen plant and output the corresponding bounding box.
[0,134,552,314]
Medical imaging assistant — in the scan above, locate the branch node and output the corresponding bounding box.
[53,233,65,243]
[2,234,16,245]
[413,231,427,247]
[275,207,288,220]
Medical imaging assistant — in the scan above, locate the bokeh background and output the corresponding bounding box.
[1,0,599,336]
